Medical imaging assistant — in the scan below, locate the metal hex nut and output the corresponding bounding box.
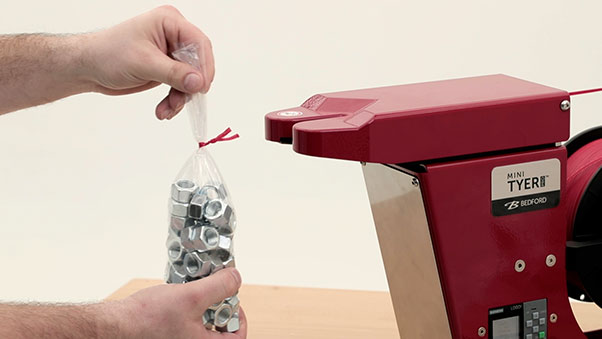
[223,256,236,269]
[180,226,195,250]
[183,251,212,278]
[188,194,209,220]
[170,253,188,278]
[166,236,184,264]
[180,225,217,251]
[197,226,220,251]
[169,200,188,218]
[219,213,236,237]
[182,225,219,251]
[217,235,233,256]
[208,300,223,311]
[213,303,234,327]
[166,264,187,284]
[226,295,240,313]
[169,215,194,234]
[203,309,215,329]
[217,235,233,257]
[210,256,225,274]
[169,215,186,233]
[199,185,223,200]
[171,179,199,203]
[204,199,233,228]
[216,313,240,333]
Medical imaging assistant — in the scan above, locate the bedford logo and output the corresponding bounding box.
[504,197,548,210]
[504,201,520,210]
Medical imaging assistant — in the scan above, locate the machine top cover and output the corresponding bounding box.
[265,74,569,164]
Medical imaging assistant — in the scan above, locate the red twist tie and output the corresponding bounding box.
[198,128,240,148]
[570,88,602,96]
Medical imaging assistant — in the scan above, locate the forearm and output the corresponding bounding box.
[0,301,125,339]
[0,34,94,115]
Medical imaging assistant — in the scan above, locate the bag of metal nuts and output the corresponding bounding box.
[164,44,240,333]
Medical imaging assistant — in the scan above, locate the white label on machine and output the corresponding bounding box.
[491,158,560,216]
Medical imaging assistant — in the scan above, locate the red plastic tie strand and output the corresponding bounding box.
[569,88,602,96]
[198,128,240,148]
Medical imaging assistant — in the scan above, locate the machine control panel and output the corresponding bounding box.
[489,299,547,339]
[523,299,547,339]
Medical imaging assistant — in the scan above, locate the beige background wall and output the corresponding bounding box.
[1,0,602,302]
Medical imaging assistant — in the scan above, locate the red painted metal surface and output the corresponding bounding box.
[265,75,590,338]
[265,74,570,164]
[418,146,583,338]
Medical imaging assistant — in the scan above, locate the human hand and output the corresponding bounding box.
[105,268,246,339]
[84,5,215,120]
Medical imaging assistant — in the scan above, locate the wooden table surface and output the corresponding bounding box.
[107,279,602,339]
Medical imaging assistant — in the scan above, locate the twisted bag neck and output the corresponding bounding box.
[198,128,239,148]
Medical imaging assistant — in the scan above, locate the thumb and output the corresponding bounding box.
[182,268,242,313]
[143,52,206,94]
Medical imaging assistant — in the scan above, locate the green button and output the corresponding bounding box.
[539,332,545,339]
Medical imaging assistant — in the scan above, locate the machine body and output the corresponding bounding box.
[265,75,602,338]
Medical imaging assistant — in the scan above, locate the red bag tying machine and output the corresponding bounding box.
[265,74,602,339]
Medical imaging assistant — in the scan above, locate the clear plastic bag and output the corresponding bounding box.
[165,44,240,332]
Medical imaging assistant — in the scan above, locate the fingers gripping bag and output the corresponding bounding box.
[165,44,241,332]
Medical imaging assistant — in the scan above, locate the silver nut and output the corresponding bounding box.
[166,228,179,242]
[213,303,234,327]
[203,309,215,329]
[223,256,236,269]
[182,226,219,251]
[169,200,188,218]
[180,226,195,250]
[210,256,225,274]
[219,213,236,236]
[217,235,233,259]
[208,300,224,311]
[171,255,188,277]
[204,199,234,229]
[169,215,194,234]
[180,225,217,251]
[226,295,240,312]
[166,264,187,284]
[216,313,240,333]
[166,237,184,263]
[189,194,209,220]
[199,185,223,200]
[183,251,212,278]
[171,179,199,203]
[197,226,220,251]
